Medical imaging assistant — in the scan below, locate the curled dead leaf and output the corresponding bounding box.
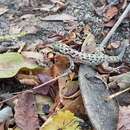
[34,73,58,98]
[117,106,130,130]
[61,32,76,44]
[60,80,80,98]
[109,72,130,89]
[49,55,69,77]
[82,32,96,53]
[103,6,118,22]
[104,19,116,27]
[63,96,85,114]
[14,92,39,130]
[16,74,40,86]
[107,41,120,49]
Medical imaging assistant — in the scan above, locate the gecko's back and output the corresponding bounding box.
[51,42,127,66]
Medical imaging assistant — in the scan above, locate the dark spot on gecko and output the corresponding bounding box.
[82,57,86,60]
[81,54,84,57]
[90,57,95,60]
[70,52,78,57]
[89,60,93,63]
[64,49,68,52]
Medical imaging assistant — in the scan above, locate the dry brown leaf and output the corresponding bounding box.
[117,106,130,130]
[109,72,130,89]
[14,92,39,130]
[0,123,4,130]
[56,76,82,113]
[33,2,65,12]
[109,41,120,49]
[20,14,35,20]
[22,51,53,67]
[83,24,91,34]
[19,78,39,86]
[18,0,38,7]
[69,72,76,81]
[63,96,85,114]
[106,41,120,50]
[50,0,65,4]
[9,24,23,34]
[49,55,69,77]
[104,6,118,22]
[21,51,43,61]
[60,80,79,98]
[41,13,77,21]
[10,14,40,34]
[22,25,39,34]
[33,4,55,11]
[61,32,76,44]
[104,19,116,27]
[0,4,8,16]
[34,73,58,98]
[16,74,40,86]
[82,32,96,53]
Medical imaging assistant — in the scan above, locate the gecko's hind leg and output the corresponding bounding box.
[102,62,121,73]
[67,56,75,71]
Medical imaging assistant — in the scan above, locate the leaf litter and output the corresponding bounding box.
[0,0,130,130]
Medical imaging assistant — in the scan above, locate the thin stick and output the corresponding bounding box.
[104,87,130,101]
[32,71,69,90]
[0,71,69,104]
[0,95,18,104]
[100,3,130,48]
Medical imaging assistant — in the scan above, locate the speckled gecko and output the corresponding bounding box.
[51,41,127,72]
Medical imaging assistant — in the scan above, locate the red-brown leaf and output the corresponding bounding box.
[104,6,118,22]
[117,106,130,130]
[14,92,39,130]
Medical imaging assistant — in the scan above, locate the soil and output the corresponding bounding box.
[0,0,129,100]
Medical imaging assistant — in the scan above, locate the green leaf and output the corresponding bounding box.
[0,52,40,78]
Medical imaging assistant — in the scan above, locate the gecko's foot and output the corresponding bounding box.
[96,47,105,53]
[68,56,75,70]
[109,67,121,73]
[69,63,75,70]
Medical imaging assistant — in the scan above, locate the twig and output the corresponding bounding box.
[99,3,130,48]
[0,95,21,105]
[0,71,70,104]
[104,87,130,101]
[32,71,69,90]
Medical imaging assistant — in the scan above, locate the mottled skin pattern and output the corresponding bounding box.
[51,42,126,68]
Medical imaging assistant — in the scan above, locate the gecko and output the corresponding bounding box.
[51,41,128,72]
